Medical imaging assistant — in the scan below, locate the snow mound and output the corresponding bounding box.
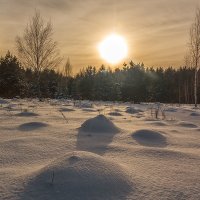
[0,98,9,104]
[20,151,132,200]
[108,112,123,116]
[177,121,198,128]
[132,129,167,147]
[82,108,96,112]
[81,102,93,108]
[80,115,120,133]
[18,122,49,131]
[59,108,75,112]
[126,107,143,114]
[165,107,177,112]
[149,121,167,126]
[190,112,200,117]
[15,112,39,117]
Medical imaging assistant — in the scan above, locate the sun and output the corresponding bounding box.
[98,33,128,64]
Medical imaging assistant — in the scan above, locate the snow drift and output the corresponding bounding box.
[18,122,49,131]
[15,111,39,117]
[126,107,143,114]
[80,115,120,133]
[20,151,132,200]
[177,121,198,128]
[108,112,122,116]
[132,129,167,147]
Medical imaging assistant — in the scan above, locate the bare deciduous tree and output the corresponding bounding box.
[58,57,73,97]
[184,52,192,68]
[64,57,73,78]
[16,10,62,96]
[189,8,200,107]
[183,52,192,104]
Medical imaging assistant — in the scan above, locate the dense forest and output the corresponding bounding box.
[0,51,199,104]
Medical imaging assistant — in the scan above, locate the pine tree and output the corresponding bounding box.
[0,51,27,98]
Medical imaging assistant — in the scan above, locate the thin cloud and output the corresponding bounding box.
[0,0,200,71]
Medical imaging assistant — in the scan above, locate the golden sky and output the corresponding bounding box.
[0,0,200,72]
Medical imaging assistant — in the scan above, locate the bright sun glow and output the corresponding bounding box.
[98,33,128,64]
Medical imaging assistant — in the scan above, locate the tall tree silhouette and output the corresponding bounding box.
[189,8,200,107]
[16,10,61,97]
[64,57,73,78]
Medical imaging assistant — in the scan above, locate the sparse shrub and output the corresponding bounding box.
[150,103,166,120]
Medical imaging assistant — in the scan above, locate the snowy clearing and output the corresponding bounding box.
[0,99,200,200]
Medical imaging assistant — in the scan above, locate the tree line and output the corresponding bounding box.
[0,52,199,104]
[0,9,200,104]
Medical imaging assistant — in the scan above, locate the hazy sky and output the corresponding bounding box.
[0,0,200,72]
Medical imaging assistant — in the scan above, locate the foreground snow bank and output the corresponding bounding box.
[20,151,132,200]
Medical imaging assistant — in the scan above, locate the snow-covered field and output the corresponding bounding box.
[0,99,200,200]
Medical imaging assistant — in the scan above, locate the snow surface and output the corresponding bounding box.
[0,100,200,200]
